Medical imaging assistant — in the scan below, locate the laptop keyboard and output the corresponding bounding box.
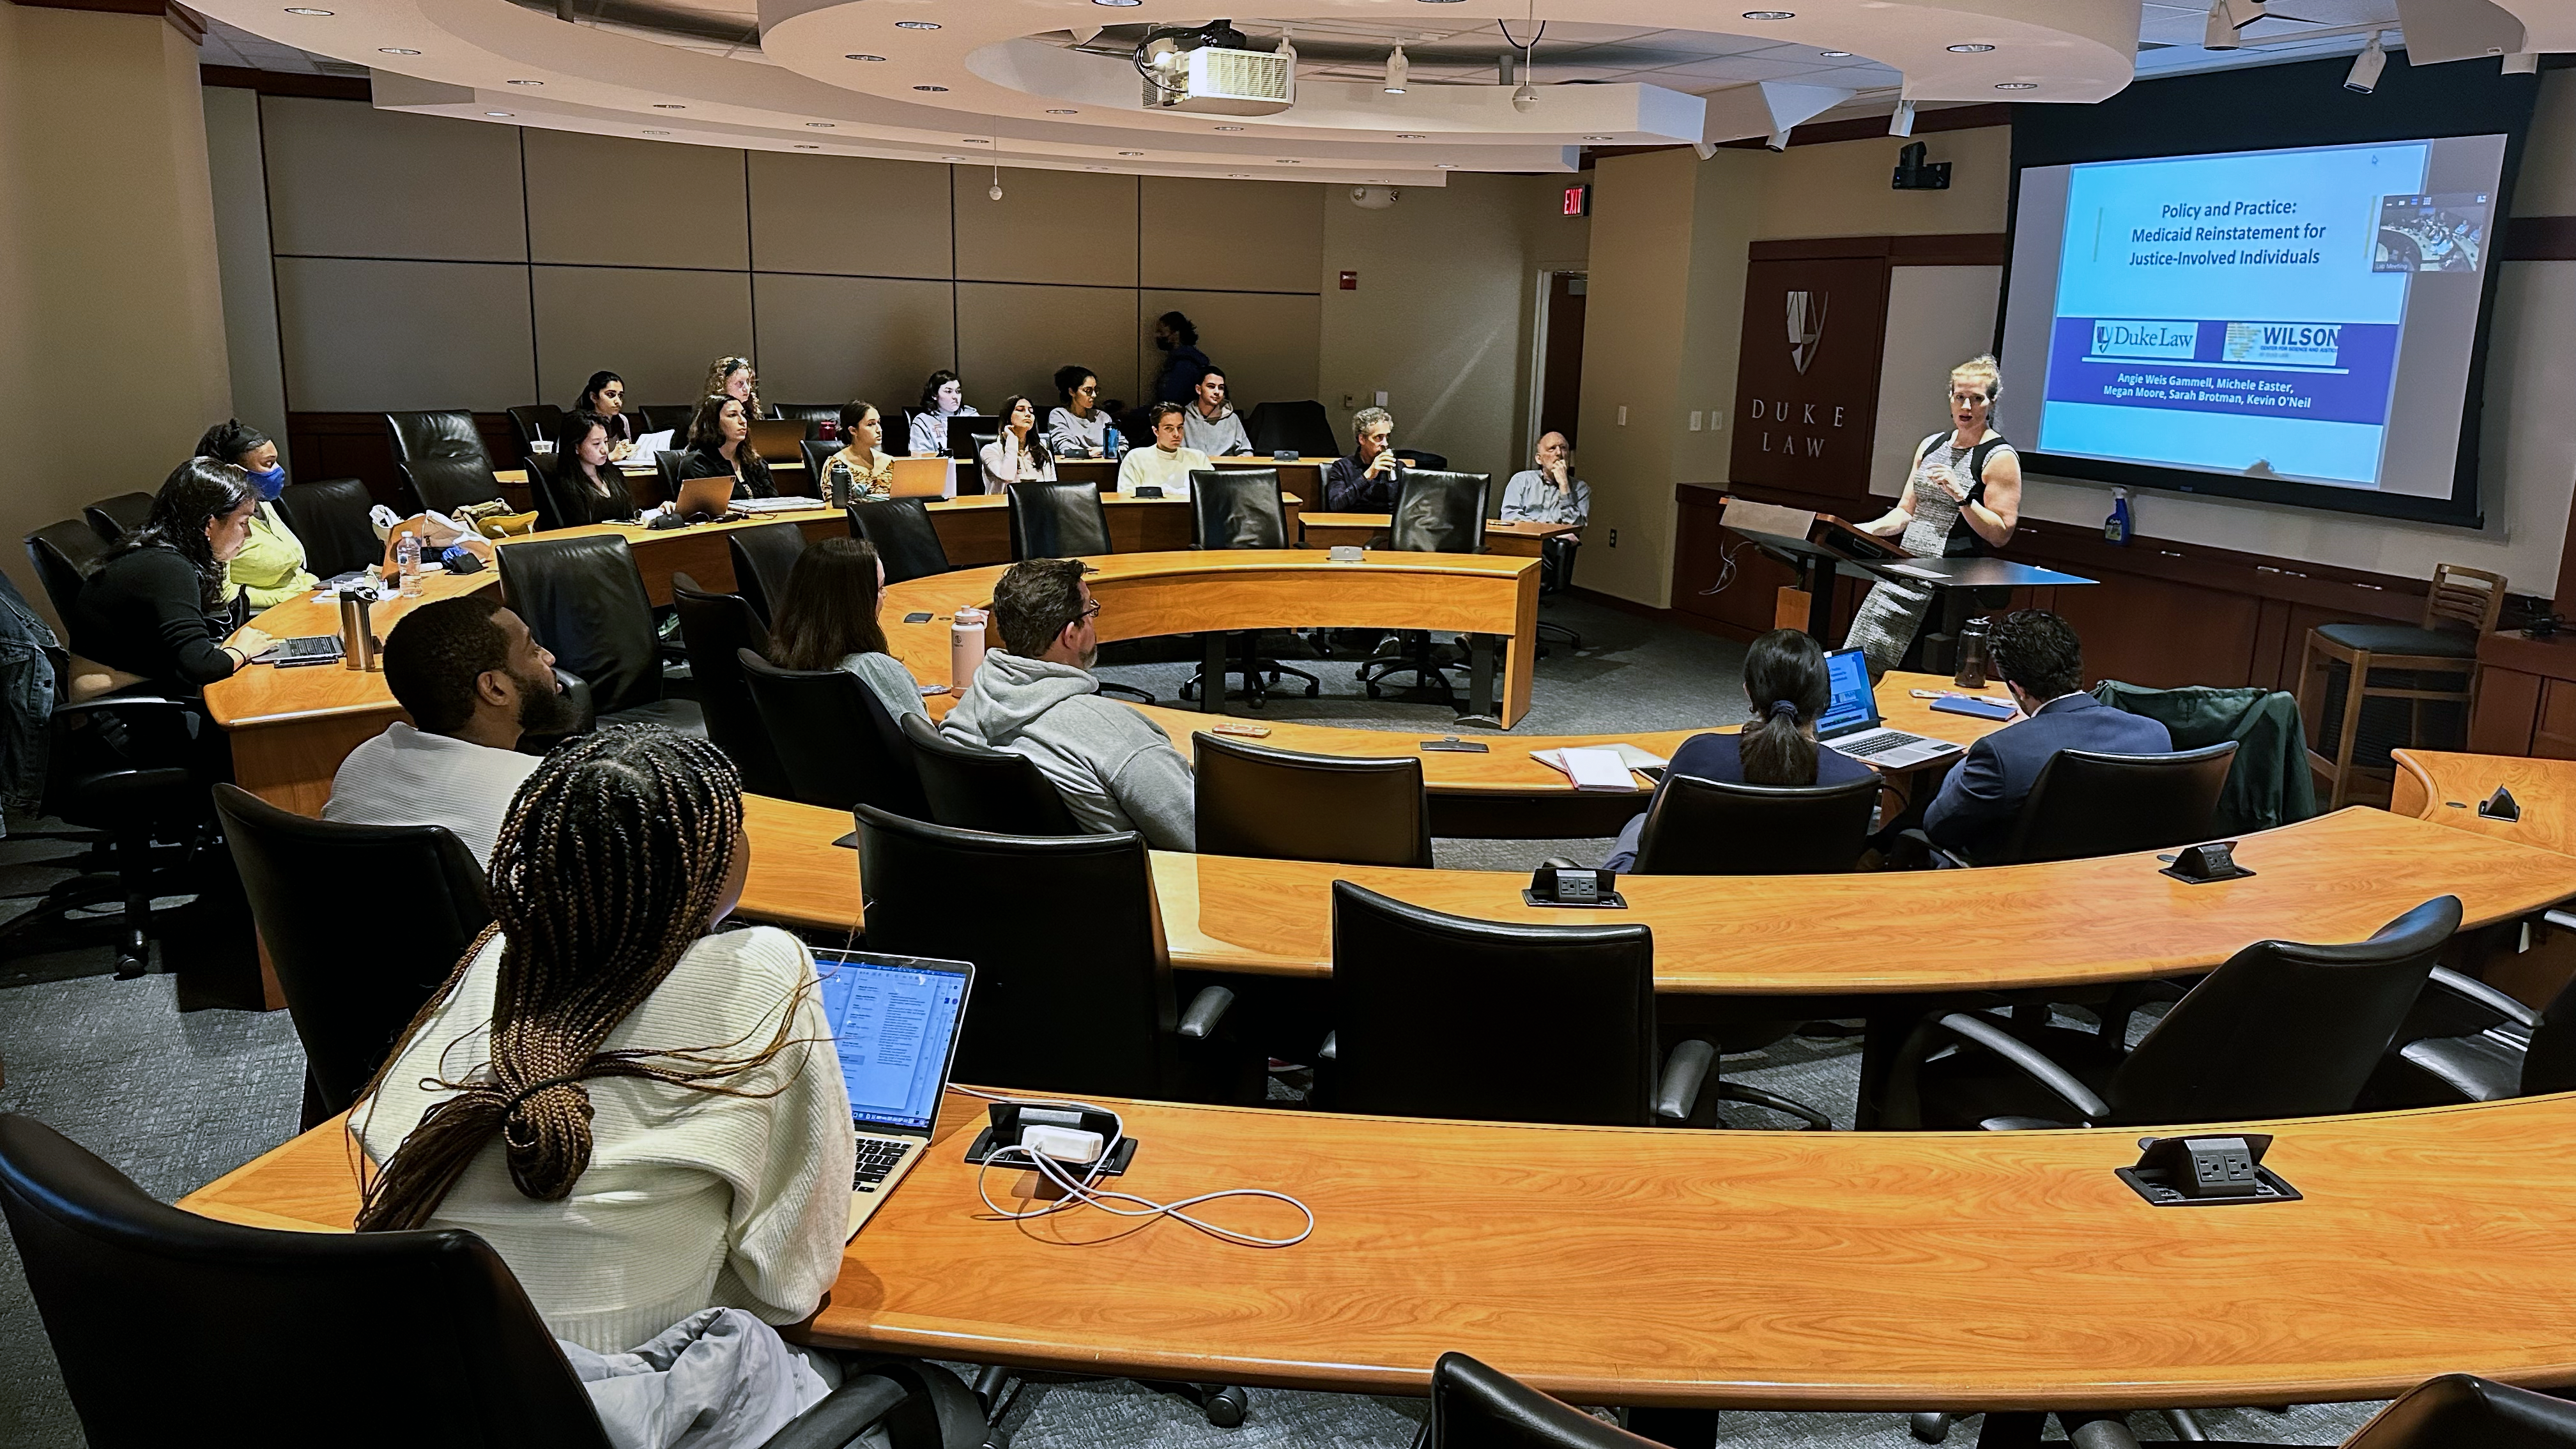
[853,1136,909,1192]
[267,635,344,663]
[1834,731,1926,759]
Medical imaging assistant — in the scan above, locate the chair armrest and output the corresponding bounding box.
[1655,1038,1715,1122]
[755,1374,910,1449]
[1890,828,1967,871]
[2427,966,2543,1031]
[2066,1421,2140,1449]
[1177,985,1235,1039]
[2546,908,2576,935]
[52,693,193,721]
[1930,1013,2110,1124]
[1317,1030,1336,1063]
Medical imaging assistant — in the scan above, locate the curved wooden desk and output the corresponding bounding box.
[878,550,1540,728]
[181,1089,2576,1412]
[2393,748,2576,857]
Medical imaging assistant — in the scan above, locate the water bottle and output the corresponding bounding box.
[949,606,987,696]
[337,590,378,672]
[1954,616,1991,690]
[395,530,422,598]
[2103,487,2132,546]
[1102,426,1121,459]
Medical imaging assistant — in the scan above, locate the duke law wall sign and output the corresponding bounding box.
[1728,254,1892,503]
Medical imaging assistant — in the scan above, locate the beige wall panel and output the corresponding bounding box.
[955,166,1137,285]
[526,130,746,270]
[752,272,956,411]
[1574,149,1699,607]
[204,86,290,467]
[749,151,954,279]
[1138,177,1322,294]
[957,283,1139,416]
[532,265,751,411]
[276,257,534,411]
[1142,289,1319,422]
[1871,266,2002,500]
[260,95,525,262]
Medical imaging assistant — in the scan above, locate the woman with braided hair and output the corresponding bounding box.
[352,726,854,1354]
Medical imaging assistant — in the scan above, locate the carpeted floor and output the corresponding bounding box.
[0,597,2380,1448]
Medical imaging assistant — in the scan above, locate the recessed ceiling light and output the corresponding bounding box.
[1094,0,1142,6]
[963,137,988,142]
[1229,172,1250,178]
[914,85,949,92]
[894,19,939,28]
[795,143,820,149]
[1119,150,1144,156]
[1818,49,1851,57]
[941,155,965,161]
[378,46,419,54]
[806,122,836,128]
[507,79,542,85]
[1947,43,1995,52]
[845,53,885,61]
[1274,158,1300,164]
[486,111,512,117]
[643,129,670,135]
[1583,134,1613,141]
[1742,10,1794,18]
[282,8,332,15]
[1434,162,1456,169]
[1995,81,2037,89]
[1395,133,1426,139]
[653,103,685,109]
[1085,165,1107,170]
[1046,107,1078,114]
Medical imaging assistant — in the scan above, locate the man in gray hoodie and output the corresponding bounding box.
[940,558,1197,850]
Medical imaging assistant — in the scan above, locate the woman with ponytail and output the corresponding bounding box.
[352,726,853,1353]
[1601,629,1875,873]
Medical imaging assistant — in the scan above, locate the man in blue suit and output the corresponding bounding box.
[1922,609,2172,862]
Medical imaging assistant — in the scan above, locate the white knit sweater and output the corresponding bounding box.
[353,925,854,1353]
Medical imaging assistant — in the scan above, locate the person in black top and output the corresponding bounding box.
[70,458,275,693]
[571,371,637,456]
[1323,405,1402,512]
[551,411,640,526]
[677,393,776,500]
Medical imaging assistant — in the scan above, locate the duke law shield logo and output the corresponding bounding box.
[1786,290,1828,374]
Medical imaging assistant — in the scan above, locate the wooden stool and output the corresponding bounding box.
[2299,563,2506,808]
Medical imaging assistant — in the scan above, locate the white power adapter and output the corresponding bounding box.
[1019,1124,1105,1164]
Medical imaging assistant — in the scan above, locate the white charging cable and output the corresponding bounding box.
[953,1087,1316,1248]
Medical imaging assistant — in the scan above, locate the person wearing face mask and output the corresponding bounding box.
[194,420,317,609]
[908,370,974,458]
[1843,354,2023,674]
[1149,311,1213,406]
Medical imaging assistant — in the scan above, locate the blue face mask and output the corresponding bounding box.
[247,464,286,500]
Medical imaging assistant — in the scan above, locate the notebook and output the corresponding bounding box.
[813,949,975,1239]
[1531,743,1667,789]
[1815,647,1962,769]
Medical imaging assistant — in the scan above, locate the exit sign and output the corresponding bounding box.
[1563,184,1591,217]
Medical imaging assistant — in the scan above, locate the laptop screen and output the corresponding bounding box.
[1814,648,1882,738]
[814,951,972,1133]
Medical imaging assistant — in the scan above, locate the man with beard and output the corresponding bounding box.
[324,592,575,866]
[939,557,1195,850]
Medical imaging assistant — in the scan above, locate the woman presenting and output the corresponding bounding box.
[1843,353,2022,673]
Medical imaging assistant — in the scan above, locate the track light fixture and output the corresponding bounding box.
[1890,98,1917,137]
[2345,31,2387,93]
[2204,0,2265,51]
[1384,45,1408,95]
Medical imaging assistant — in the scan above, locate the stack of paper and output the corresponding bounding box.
[631,429,677,455]
[1529,742,1669,790]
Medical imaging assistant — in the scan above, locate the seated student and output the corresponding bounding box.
[702,355,767,419]
[1922,608,2172,862]
[322,592,572,866]
[1114,402,1209,498]
[69,458,274,696]
[1602,629,1874,873]
[766,536,925,726]
[907,369,972,457]
[571,371,637,457]
[194,420,318,610]
[1324,406,1402,512]
[1499,431,1590,526]
[817,399,894,507]
[941,558,1194,850]
[1046,365,1110,459]
[678,394,777,500]
[1180,367,1252,457]
[550,411,641,527]
[977,395,1057,491]
[352,728,854,1356]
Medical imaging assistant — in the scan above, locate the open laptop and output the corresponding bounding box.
[814,948,974,1239]
[671,474,737,521]
[887,457,951,498]
[1815,647,1964,769]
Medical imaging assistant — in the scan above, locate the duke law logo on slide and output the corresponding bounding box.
[1786,291,1828,374]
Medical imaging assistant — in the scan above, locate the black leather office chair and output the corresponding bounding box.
[81,493,155,544]
[0,1113,974,1449]
[211,785,490,1126]
[505,403,565,461]
[855,805,1258,1103]
[969,433,1001,494]
[896,713,1082,834]
[26,520,106,621]
[1630,773,1879,875]
[1008,479,1110,559]
[670,573,792,799]
[1984,1372,2576,1449]
[773,403,838,436]
[1537,533,1584,653]
[384,410,504,515]
[1359,471,1491,702]
[640,403,696,439]
[2363,961,2576,1108]
[1179,468,1319,708]
[799,436,841,489]
[737,648,928,819]
[1913,741,2239,868]
[725,521,806,626]
[848,499,951,585]
[652,450,690,507]
[1194,734,1430,867]
[495,533,700,732]
[1426,1353,1665,1449]
[1245,399,1338,459]
[1393,448,1450,471]
[274,478,381,578]
[1884,895,2460,1130]
[520,452,580,533]
[1322,882,1714,1128]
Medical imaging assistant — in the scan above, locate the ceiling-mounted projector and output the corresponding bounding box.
[1138,19,1296,116]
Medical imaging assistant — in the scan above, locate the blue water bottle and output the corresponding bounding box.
[1102,426,1122,459]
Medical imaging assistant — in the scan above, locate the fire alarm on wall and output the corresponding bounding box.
[1338,270,1358,290]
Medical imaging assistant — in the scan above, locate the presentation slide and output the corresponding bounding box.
[819,960,967,1131]
[1998,134,2508,507]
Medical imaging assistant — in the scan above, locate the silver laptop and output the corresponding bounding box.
[813,949,974,1239]
[1815,647,1963,769]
